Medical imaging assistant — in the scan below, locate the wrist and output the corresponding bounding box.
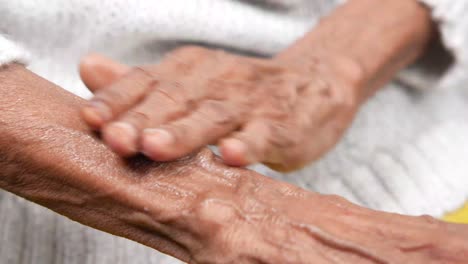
[276,0,434,102]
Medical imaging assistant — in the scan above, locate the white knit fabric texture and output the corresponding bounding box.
[0,35,29,66]
[0,1,468,263]
[422,0,468,88]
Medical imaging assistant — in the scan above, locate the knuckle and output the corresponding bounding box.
[95,87,128,104]
[95,67,155,103]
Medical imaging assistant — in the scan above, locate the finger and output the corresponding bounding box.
[101,81,193,156]
[141,100,241,161]
[80,67,155,129]
[219,120,278,167]
[101,122,140,157]
[79,53,130,92]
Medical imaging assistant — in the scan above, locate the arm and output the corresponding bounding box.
[1,64,467,263]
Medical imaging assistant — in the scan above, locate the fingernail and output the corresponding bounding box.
[143,129,174,148]
[235,140,256,164]
[221,139,254,166]
[104,122,138,154]
[85,100,112,123]
[108,122,137,141]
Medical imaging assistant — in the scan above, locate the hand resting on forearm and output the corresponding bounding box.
[0,64,467,263]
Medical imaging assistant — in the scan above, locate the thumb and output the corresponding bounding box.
[79,53,130,93]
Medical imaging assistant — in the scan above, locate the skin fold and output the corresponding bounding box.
[80,0,434,172]
[1,64,467,263]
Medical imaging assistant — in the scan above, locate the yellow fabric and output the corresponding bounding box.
[444,203,468,224]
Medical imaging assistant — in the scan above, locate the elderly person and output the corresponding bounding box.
[1,0,468,263]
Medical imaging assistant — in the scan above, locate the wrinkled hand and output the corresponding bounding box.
[80,46,363,171]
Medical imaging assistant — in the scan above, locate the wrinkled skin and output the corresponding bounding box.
[1,64,468,264]
[80,47,360,172]
[80,0,434,172]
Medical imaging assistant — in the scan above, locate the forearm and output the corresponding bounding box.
[0,65,467,263]
[276,0,434,101]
